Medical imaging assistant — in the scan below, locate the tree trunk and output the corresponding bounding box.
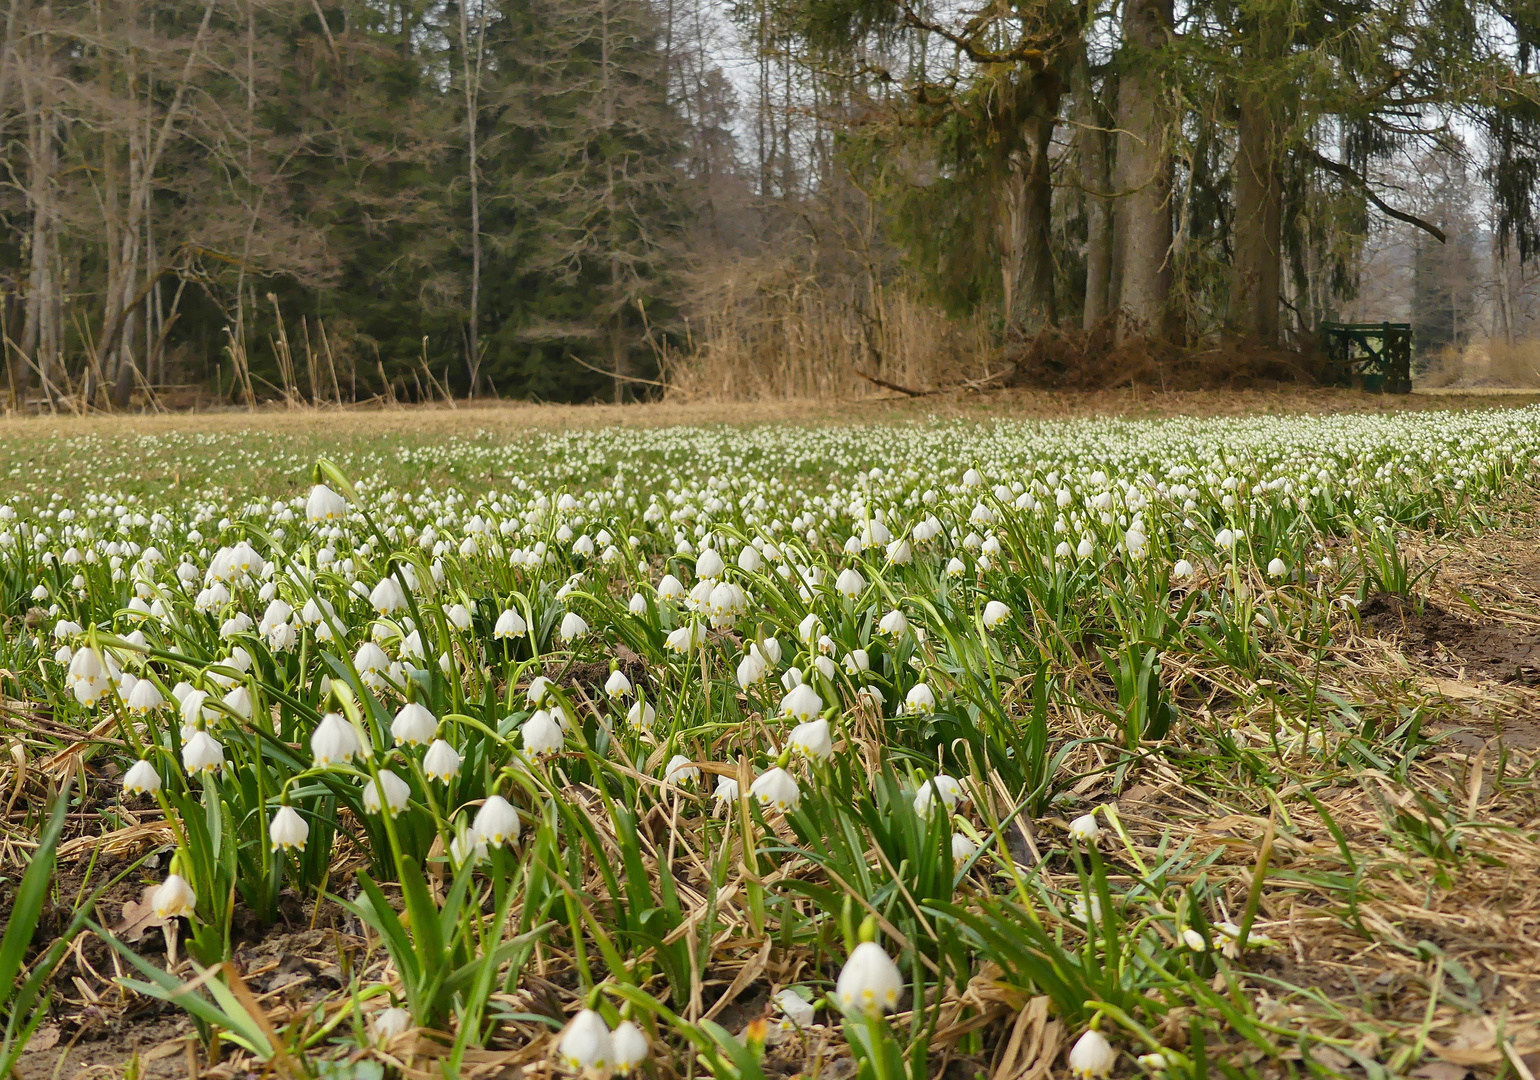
[1001,74,1060,332]
[1075,53,1113,331]
[1112,0,1172,342]
[1227,88,1282,343]
[458,0,487,398]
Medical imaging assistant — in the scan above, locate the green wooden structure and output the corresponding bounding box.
[1319,321,1413,394]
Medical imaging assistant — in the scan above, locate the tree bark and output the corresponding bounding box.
[458,0,487,397]
[1227,87,1283,343]
[1112,0,1172,342]
[1075,52,1113,331]
[1001,72,1061,332]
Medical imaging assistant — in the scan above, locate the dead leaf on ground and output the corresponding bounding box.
[25,1026,60,1053]
[113,884,171,942]
[1412,1063,1471,1080]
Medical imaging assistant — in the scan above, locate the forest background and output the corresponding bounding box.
[5,0,1540,407]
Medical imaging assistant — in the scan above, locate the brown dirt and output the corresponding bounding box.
[1358,593,1540,685]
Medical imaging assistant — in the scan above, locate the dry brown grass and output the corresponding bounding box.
[1,386,1537,443]
[1418,337,1540,390]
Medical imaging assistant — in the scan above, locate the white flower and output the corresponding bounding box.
[369,577,406,615]
[306,484,348,523]
[798,612,823,644]
[391,702,437,746]
[695,548,725,579]
[270,805,310,852]
[657,574,686,601]
[312,712,363,766]
[666,754,700,786]
[522,710,564,756]
[737,651,768,689]
[423,739,462,782]
[152,873,197,919]
[904,682,936,716]
[494,609,527,639]
[737,545,763,573]
[789,718,833,761]
[835,567,865,600]
[123,758,161,796]
[843,648,869,674]
[1267,557,1288,578]
[1215,528,1236,550]
[355,641,391,676]
[1076,537,1094,559]
[1173,559,1195,578]
[527,675,555,706]
[946,557,966,577]
[450,825,487,868]
[913,774,966,816]
[372,1006,411,1042]
[627,700,657,730]
[126,678,164,715]
[559,1010,613,1072]
[879,609,909,638]
[474,795,522,846]
[362,769,410,816]
[750,767,801,811]
[611,1021,649,1074]
[1068,812,1101,843]
[446,603,473,630]
[835,941,903,1014]
[1068,1029,1116,1079]
[951,832,979,862]
[605,669,633,698]
[1181,927,1208,951]
[182,730,225,774]
[666,622,706,652]
[1071,893,1103,923]
[781,683,823,722]
[982,600,1010,628]
[758,637,783,664]
[774,989,816,1028]
[713,775,741,804]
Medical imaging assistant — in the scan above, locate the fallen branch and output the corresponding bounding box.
[854,369,935,397]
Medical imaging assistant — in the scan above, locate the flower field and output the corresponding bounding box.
[3,408,1540,1080]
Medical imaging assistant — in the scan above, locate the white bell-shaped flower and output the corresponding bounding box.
[123,758,161,796]
[423,739,462,782]
[611,1020,649,1074]
[474,795,522,846]
[362,769,410,816]
[789,718,833,761]
[559,1010,613,1073]
[311,712,363,766]
[905,682,936,716]
[182,730,225,775]
[494,609,527,639]
[750,766,801,811]
[391,702,437,747]
[605,669,633,699]
[522,710,564,757]
[627,700,656,730]
[1068,1029,1116,1079]
[152,873,197,919]
[780,683,823,722]
[558,611,589,642]
[369,578,406,615]
[665,755,700,786]
[270,805,310,852]
[306,484,348,523]
[835,941,903,1014]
